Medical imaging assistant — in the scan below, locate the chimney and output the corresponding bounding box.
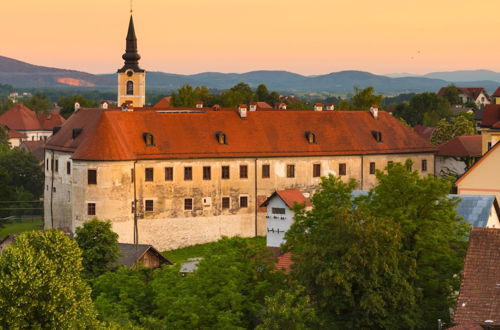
[238,104,248,119]
[74,102,80,112]
[249,103,257,111]
[195,101,203,109]
[212,104,220,111]
[278,102,287,110]
[325,104,335,111]
[314,103,323,111]
[100,101,109,109]
[370,105,379,119]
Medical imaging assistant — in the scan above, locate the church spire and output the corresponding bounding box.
[118,15,143,73]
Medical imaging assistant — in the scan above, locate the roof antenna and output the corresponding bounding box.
[130,0,133,14]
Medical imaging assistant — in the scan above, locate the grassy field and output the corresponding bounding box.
[163,236,265,265]
[0,219,43,239]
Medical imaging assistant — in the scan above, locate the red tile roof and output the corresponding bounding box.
[447,323,483,330]
[492,87,500,98]
[276,252,293,274]
[453,228,500,326]
[0,104,65,131]
[153,97,171,108]
[481,105,500,127]
[45,108,436,161]
[414,125,436,140]
[437,135,482,157]
[261,189,312,208]
[3,126,27,139]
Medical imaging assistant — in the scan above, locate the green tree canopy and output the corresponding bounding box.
[75,217,120,278]
[0,148,44,200]
[0,126,9,151]
[286,175,417,329]
[442,84,462,105]
[430,113,476,145]
[394,92,452,126]
[0,230,99,328]
[351,86,384,110]
[58,95,99,118]
[21,93,52,113]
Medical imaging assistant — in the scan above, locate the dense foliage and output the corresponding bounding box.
[393,92,453,126]
[58,95,99,118]
[0,230,99,328]
[430,113,476,145]
[75,218,120,278]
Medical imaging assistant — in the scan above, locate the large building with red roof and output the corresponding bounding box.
[43,15,437,250]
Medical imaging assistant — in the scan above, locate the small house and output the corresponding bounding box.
[117,243,172,268]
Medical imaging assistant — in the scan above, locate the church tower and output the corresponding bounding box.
[117,15,146,107]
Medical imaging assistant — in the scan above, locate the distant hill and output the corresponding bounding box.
[423,70,500,83]
[0,55,498,94]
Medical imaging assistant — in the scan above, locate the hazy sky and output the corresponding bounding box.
[2,0,499,75]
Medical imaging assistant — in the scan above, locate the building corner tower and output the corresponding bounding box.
[117,15,146,107]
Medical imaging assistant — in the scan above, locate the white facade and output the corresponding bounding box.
[265,197,295,248]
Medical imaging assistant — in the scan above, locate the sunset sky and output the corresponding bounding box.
[2,0,499,75]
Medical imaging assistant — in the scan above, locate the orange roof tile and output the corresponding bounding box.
[437,135,482,157]
[492,87,500,98]
[46,108,436,161]
[481,105,500,127]
[3,126,27,139]
[276,252,293,274]
[0,104,65,131]
[413,125,436,140]
[453,228,500,326]
[261,189,312,208]
[153,97,172,108]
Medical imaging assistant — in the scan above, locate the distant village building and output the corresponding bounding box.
[453,228,500,328]
[0,104,65,144]
[438,87,491,109]
[435,135,482,176]
[456,142,500,203]
[43,15,437,251]
[479,104,500,154]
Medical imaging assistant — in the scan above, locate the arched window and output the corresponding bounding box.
[126,81,134,95]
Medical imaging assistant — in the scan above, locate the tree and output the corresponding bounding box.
[363,161,469,328]
[286,175,417,329]
[351,86,384,110]
[0,126,9,151]
[58,95,99,118]
[430,113,476,145]
[442,84,461,105]
[21,93,52,113]
[75,217,120,278]
[0,148,44,199]
[394,93,452,126]
[256,84,270,102]
[256,285,320,330]
[0,230,99,328]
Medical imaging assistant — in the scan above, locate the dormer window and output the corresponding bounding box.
[215,132,227,145]
[371,130,383,143]
[72,128,83,139]
[143,132,155,146]
[305,131,316,144]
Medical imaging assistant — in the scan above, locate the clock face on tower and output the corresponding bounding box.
[127,70,134,77]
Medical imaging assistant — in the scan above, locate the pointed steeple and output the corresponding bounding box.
[118,15,144,73]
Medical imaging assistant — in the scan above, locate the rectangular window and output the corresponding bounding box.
[145,168,154,182]
[165,167,173,181]
[369,162,376,175]
[287,164,295,178]
[51,158,54,171]
[488,142,492,150]
[203,166,211,180]
[55,159,58,173]
[184,167,192,180]
[240,196,248,208]
[87,203,96,215]
[66,161,71,175]
[272,207,286,215]
[262,164,270,178]
[222,166,230,179]
[46,159,49,171]
[88,169,97,184]
[240,165,248,179]
[222,197,230,209]
[339,163,346,176]
[313,163,321,177]
[184,198,193,211]
[145,200,154,212]
[421,159,427,172]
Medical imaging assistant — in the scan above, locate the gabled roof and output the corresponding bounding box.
[153,97,171,108]
[260,189,312,208]
[492,87,500,98]
[0,104,65,131]
[413,125,436,140]
[46,108,436,161]
[456,141,500,185]
[117,243,172,267]
[3,126,27,139]
[438,87,488,100]
[481,105,500,127]
[454,228,500,326]
[437,135,482,157]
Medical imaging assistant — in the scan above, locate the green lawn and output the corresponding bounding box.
[0,219,43,239]
[163,236,265,265]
